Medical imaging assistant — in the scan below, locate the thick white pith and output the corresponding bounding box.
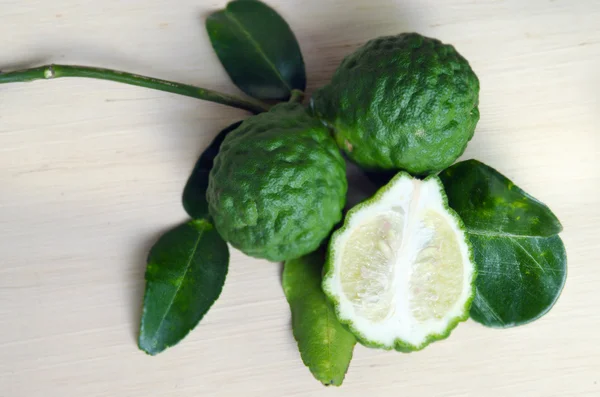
[325,175,474,348]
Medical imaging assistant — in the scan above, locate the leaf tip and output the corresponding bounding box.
[137,339,157,356]
[321,379,343,387]
[137,330,160,356]
[189,218,213,232]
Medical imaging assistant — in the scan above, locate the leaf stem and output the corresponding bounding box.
[289,89,305,104]
[0,64,271,114]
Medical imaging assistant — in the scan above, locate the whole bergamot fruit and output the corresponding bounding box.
[207,102,347,262]
[311,33,480,175]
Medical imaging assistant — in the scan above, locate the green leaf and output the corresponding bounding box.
[469,234,566,327]
[439,160,566,328]
[182,121,242,219]
[283,250,356,386]
[206,0,306,100]
[439,159,562,237]
[139,219,229,355]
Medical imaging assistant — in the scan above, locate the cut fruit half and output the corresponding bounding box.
[323,173,475,351]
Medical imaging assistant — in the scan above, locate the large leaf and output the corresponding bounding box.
[182,121,242,219]
[139,219,229,355]
[283,250,356,386]
[439,160,566,328]
[206,0,306,100]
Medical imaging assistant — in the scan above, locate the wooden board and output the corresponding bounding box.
[1,0,599,395]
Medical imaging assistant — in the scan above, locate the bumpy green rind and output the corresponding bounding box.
[139,219,229,355]
[311,33,480,175]
[207,103,347,262]
[439,160,567,328]
[283,249,356,386]
[323,172,476,352]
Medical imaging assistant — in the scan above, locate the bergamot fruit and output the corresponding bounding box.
[207,103,347,262]
[311,33,480,175]
[323,172,476,351]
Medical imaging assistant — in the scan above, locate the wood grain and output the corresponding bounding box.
[1,0,599,396]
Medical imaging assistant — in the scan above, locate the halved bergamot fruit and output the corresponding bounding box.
[323,172,476,351]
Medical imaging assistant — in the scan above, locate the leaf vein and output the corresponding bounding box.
[224,10,291,92]
[150,229,204,342]
[325,304,333,380]
[467,229,531,238]
[475,289,505,326]
[511,238,546,273]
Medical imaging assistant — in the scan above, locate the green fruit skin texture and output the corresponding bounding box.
[311,33,480,175]
[207,103,347,262]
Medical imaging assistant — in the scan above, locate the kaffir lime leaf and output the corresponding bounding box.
[311,33,480,175]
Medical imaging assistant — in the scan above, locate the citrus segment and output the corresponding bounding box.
[324,173,475,351]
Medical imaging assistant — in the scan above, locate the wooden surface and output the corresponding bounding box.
[1,1,599,396]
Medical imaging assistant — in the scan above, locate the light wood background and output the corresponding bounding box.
[1,0,599,396]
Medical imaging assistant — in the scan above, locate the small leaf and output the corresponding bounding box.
[182,121,242,219]
[139,219,229,355]
[206,0,306,100]
[439,160,567,328]
[283,249,356,386]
